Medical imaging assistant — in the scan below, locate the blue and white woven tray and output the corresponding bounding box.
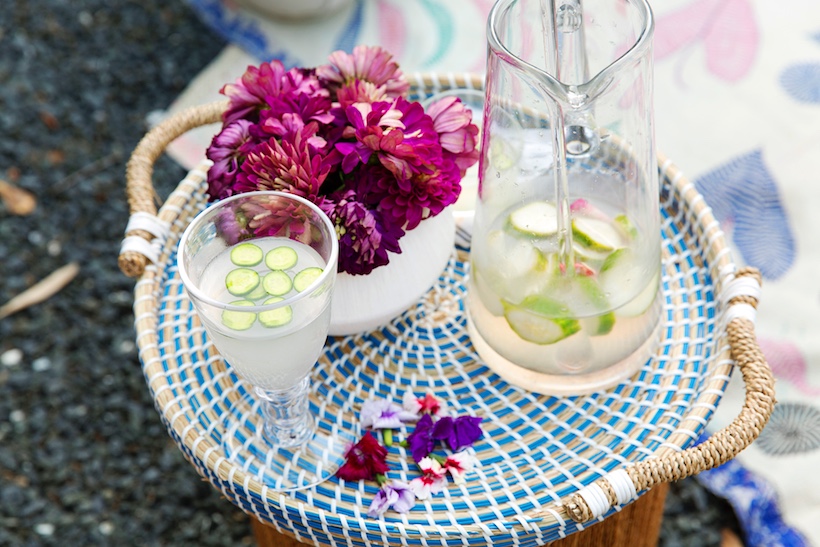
[120,74,775,546]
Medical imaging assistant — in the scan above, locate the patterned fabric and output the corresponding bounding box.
[171,1,820,544]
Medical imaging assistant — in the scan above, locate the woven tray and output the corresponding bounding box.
[119,73,775,545]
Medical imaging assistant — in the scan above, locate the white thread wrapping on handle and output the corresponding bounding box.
[719,276,761,307]
[575,484,610,520]
[120,235,162,264]
[607,469,638,505]
[574,469,638,519]
[723,303,758,325]
[125,211,171,239]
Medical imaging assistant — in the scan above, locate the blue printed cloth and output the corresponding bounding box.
[168,2,820,544]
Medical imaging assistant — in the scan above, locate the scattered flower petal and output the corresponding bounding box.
[443,451,477,485]
[361,399,417,430]
[409,457,447,500]
[336,431,390,482]
[367,480,416,517]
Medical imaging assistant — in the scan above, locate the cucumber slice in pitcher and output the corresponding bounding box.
[221,300,256,330]
[245,283,269,301]
[572,217,625,253]
[225,268,260,296]
[599,248,660,317]
[263,270,293,296]
[575,276,615,336]
[265,246,298,270]
[293,267,324,293]
[258,297,293,328]
[230,243,263,267]
[509,201,559,237]
[503,295,580,345]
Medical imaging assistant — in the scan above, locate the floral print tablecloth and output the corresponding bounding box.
[166,1,820,544]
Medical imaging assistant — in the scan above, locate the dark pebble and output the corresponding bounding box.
[0,0,741,545]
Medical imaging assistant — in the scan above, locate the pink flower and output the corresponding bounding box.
[367,480,416,517]
[336,79,390,107]
[442,451,476,485]
[402,391,446,418]
[240,195,328,246]
[336,431,390,482]
[317,45,409,99]
[425,95,480,176]
[235,127,331,201]
[409,457,447,500]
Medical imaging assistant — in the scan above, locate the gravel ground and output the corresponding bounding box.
[0,1,741,545]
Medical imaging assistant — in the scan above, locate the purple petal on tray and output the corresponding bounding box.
[694,149,796,280]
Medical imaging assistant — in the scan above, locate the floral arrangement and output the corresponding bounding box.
[336,391,483,517]
[206,45,480,275]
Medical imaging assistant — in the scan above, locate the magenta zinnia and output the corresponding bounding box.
[204,46,479,275]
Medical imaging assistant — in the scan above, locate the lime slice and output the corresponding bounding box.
[258,297,293,328]
[230,243,263,267]
[225,268,260,296]
[263,270,293,296]
[293,267,324,292]
[572,217,625,253]
[503,295,580,345]
[265,246,298,270]
[614,214,638,240]
[509,201,558,237]
[221,300,256,330]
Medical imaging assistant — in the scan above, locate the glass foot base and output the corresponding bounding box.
[220,389,356,491]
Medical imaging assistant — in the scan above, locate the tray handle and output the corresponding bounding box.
[119,100,227,278]
[561,267,776,523]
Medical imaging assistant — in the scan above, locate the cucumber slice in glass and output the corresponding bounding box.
[221,300,256,330]
[245,283,269,301]
[265,246,298,270]
[509,201,558,237]
[293,267,323,293]
[263,270,293,296]
[225,268,260,296]
[258,297,293,328]
[503,295,580,345]
[230,243,263,267]
[572,217,625,253]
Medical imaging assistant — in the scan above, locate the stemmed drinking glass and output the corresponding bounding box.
[177,190,353,490]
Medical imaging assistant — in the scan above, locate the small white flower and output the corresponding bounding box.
[443,451,477,484]
[409,456,447,500]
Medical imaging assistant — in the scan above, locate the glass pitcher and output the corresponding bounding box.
[468,0,661,395]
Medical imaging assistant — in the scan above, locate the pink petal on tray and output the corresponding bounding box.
[654,0,713,60]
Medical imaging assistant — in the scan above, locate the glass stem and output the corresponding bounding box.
[256,377,314,448]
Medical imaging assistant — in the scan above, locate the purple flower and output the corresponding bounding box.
[240,195,328,246]
[221,62,326,124]
[214,206,248,245]
[205,119,258,201]
[324,190,403,275]
[367,480,415,517]
[360,399,417,430]
[405,414,436,463]
[431,415,483,452]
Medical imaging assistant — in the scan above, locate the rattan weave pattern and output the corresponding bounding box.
[131,159,736,546]
[122,73,775,546]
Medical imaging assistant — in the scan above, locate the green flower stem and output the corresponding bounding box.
[383,429,394,447]
[375,474,388,486]
[429,453,447,465]
[397,439,409,448]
